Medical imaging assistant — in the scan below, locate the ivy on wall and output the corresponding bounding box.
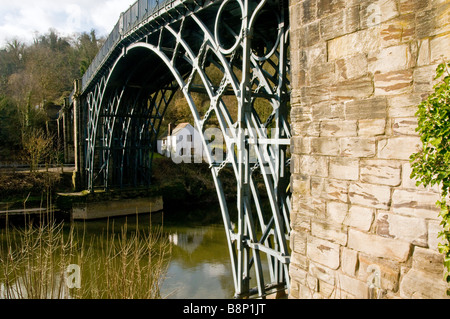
[410,61,450,293]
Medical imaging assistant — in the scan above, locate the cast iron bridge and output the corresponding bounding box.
[68,0,291,299]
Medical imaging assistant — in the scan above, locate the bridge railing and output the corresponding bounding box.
[79,0,177,93]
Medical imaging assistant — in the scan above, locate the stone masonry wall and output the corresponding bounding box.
[289,0,450,298]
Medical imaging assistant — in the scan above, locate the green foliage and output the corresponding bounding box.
[410,61,450,291]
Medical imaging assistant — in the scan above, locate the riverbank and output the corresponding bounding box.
[0,156,237,220]
[0,170,73,211]
[151,157,237,210]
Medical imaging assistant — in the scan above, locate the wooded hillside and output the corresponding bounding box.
[0,29,102,164]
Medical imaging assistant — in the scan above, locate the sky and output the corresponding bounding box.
[0,0,136,48]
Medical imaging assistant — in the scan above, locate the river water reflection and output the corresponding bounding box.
[73,204,236,299]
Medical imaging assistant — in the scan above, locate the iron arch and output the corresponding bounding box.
[78,0,291,299]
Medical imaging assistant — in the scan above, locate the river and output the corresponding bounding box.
[1,201,275,299]
[72,204,237,299]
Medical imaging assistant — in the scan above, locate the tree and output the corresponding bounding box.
[22,128,54,172]
[77,30,102,76]
[0,39,25,94]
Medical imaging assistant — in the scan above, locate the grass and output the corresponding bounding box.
[0,212,172,299]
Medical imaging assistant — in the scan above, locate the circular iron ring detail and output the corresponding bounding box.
[214,0,245,55]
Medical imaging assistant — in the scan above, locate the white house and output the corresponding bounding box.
[157,123,203,163]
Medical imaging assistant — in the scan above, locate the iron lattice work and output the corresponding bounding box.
[72,0,291,298]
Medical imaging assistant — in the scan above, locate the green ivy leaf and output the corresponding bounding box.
[412,60,450,281]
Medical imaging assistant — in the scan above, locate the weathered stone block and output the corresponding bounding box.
[430,33,450,63]
[345,97,387,120]
[289,281,300,299]
[292,173,311,197]
[391,189,440,219]
[328,27,381,60]
[329,157,359,181]
[414,64,441,93]
[399,0,430,13]
[340,137,376,158]
[291,105,312,123]
[320,120,358,137]
[322,179,349,203]
[298,155,328,177]
[344,205,375,231]
[312,101,344,120]
[313,178,348,203]
[348,229,411,262]
[428,220,443,252]
[330,77,374,100]
[392,117,419,136]
[360,159,402,186]
[304,87,331,105]
[300,0,317,24]
[342,247,358,276]
[311,220,348,245]
[291,229,308,255]
[377,136,421,160]
[289,2,302,32]
[299,21,321,47]
[317,0,346,17]
[300,43,328,69]
[320,6,360,41]
[376,212,428,247]
[309,62,336,86]
[311,137,340,156]
[307,236,341,270]
[387,93,424,118]
[336,273,369,298]
[412,246,444,275]
[417,39,431,66]
[369,44,413,74]
[291,250,309,271]
[292,136,311,155]
[358,254,400,292]
[358,119,386,137]
[349,182,391,209]
[290,262,308,286]
[291,213,312,233]
[379,13,416,47]
[416,4,450,39]
[400,269,449,298]
[360,0,399,29]
[292,121,321,137]
[317,280,338,298]
[291,153,300,174]
[296,196,327,218]
[374,70,413,96]
[327,201,349,224]
[309,262,336,286]
[336,53,368,81]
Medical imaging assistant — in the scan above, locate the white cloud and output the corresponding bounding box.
[0,0,134,47]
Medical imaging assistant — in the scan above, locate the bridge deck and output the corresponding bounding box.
[72,0,216,99]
